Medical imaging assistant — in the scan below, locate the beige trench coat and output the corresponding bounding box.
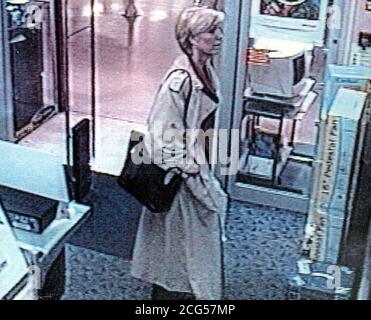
[130,55,228,300]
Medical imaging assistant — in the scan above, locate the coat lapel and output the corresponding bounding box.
[171,55,220,127]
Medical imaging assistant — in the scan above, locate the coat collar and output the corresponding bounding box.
[172,55,204,90]
[172,55,220,104]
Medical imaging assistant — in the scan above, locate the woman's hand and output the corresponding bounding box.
[170,164,201,178]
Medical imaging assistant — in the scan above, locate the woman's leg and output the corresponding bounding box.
[152,284,195,300]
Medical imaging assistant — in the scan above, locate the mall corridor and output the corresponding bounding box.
[68,0,193,123]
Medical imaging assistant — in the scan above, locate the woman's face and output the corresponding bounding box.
[192,23,224,56]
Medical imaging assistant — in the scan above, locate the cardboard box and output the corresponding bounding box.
[323,65,371,116]
[307,89,368,262]
[288,261,355,300]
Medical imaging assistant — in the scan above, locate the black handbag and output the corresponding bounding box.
[117,69,192,213]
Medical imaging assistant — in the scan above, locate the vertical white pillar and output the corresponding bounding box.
[215,0,252,187]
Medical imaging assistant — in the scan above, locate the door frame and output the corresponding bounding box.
[215,0,252,185]
[54,0,69,114]
[54,0,97,163]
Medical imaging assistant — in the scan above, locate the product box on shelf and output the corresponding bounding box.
[316,88,367,212]
[288,260,355,300]
[307,88,369,262]
[250,126,282,159]
[323,65,371,116]
[0,186,58,234]
[242,146,292,180]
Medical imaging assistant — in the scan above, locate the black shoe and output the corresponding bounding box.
[152,284,195,301]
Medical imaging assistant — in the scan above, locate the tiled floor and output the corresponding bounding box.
[19,112,146,175]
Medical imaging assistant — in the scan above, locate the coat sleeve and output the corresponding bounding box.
[148,70,200,175]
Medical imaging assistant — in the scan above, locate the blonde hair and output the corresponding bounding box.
[176,6,225,56]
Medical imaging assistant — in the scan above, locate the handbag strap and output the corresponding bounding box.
[164,68,193,129]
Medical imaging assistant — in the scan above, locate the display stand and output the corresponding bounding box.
[16,201,91,300]
[238,79,317,193]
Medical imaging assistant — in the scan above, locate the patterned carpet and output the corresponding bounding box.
[68,173,143,260]
[63,201,307,300]
[224,202,306,300]
[63,245,152,300]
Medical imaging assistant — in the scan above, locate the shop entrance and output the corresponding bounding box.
[3,0,195,175]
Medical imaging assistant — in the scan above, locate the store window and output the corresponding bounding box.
[218,0,332,213]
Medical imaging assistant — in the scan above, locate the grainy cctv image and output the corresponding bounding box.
[0,0,370,305]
